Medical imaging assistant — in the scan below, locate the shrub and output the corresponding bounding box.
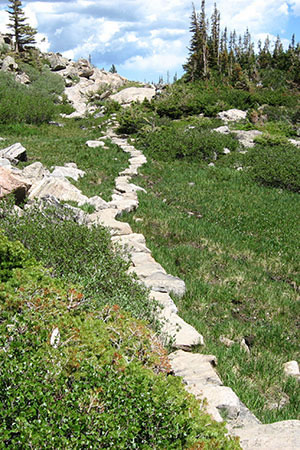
[0,202,156,324]
[137,122,239,162]
[0,230,36,281]
[0,234,239,448]
[247,144,300,192]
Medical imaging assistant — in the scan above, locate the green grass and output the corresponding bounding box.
[121,158,300,423]
[0,118,128,201]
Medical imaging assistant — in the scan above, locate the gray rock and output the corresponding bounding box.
[0,167,31,203]
[28,177,89,205]
[217,109,247,122]
[214,125,230,134]
[0,143,27,163]
[288,138,300,147]
[231,420,300,450]
[51,165,85,181]
[1,55,18,72]
[232,129,262,148]
[143,271,186,298]
[149,291,178,314]
[88,208,132,236]
[160,310,204,349]
[112,233,151,255]
[76,58,94,78]
[15,72,30,84]
[283,361,300,380]
[110,87,156,105]
[46,53,68,71]
[0,158,11,168]
[86,140,105,148]
[87,195,109,211]
[22,162,47,180]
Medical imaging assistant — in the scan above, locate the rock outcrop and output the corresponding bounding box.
[110,87,156,105]
[0,167,31,203]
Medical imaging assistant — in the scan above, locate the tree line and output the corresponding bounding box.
[184,1,300,86]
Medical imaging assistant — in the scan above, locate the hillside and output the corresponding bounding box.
[0,29,299,448]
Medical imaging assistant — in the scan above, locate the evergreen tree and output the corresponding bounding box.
[109,64,117,73]
[7,0,37,52]
[183,3,201,81]
[209,3,220,70]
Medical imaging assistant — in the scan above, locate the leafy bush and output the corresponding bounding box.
[247,143,300,192]
[137,122,239,162]
[0,202,156,324]
[0,230,36,281]
[0,233,239,448]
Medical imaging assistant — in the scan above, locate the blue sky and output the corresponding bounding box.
[0,0,299,82]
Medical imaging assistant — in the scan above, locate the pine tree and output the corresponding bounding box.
[109,64,117,73]
[209,3,220,70]
[183,3,201,81]
[7,0,37,52]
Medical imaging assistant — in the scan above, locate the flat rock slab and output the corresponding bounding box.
[149,290,178,313]
[0,167,31,203]
[86,140,105,148]
[89,209,132,236]
[143,271,186,298]
[0,142,27,163]
[51,165,86,181]
[22,162,48,180]
[160,311,204,350]
[232,420,300,450]
[112,233,151,254]
[28,177,89,205]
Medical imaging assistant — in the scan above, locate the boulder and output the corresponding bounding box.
[22,162,47,180]
[0,167,31,203]
[46,53,68,71]
[217,109,247,122]
[1,55,18,72]
[0,143,27,163]
[283,361,300,380]
[289,138,300,147]
[110,87,156,105]
[28,177,89,205]
[51,164,85,181]
[76,58,94,78]
[232,129,262,148]
[15,72,30,84]
[213,125,230,134]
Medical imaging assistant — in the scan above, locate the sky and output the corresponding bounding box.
[0,0,299,82]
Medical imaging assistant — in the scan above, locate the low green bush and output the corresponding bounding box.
[247,144,300,192]
[0,227,239,448]
[0,201,156,324]
[137,123,239,162]
[0,230,36,281]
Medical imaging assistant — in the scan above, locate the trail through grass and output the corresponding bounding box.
[122,158,300,423]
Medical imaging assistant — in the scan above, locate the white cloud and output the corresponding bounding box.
[0,0,298,81]
[290,0,300,15]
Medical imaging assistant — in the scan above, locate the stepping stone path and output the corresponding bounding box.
[88,126,299,449]
[5,111,298,447]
